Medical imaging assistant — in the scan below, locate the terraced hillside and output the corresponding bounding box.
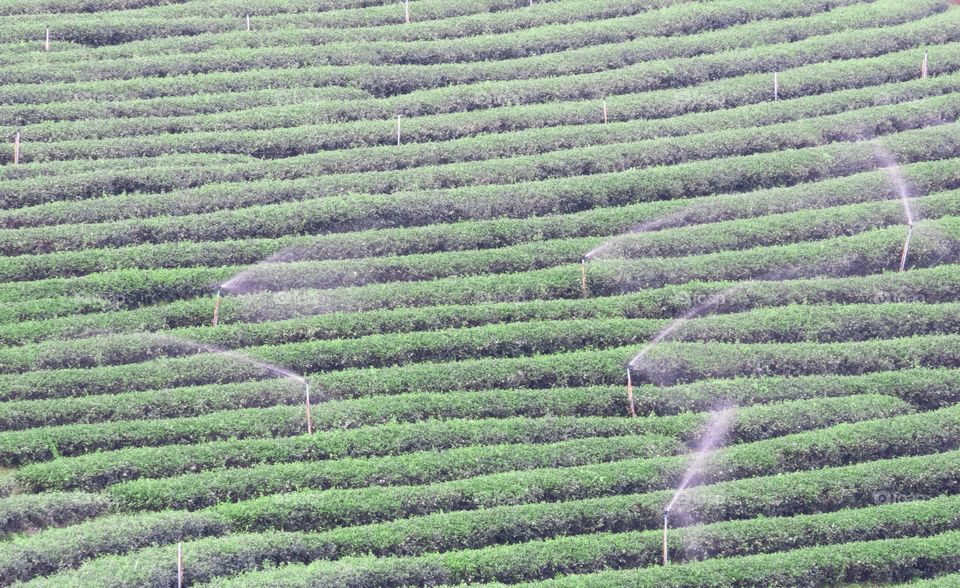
[2,0,960,585]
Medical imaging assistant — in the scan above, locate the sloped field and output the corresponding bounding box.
[2,0,960,586]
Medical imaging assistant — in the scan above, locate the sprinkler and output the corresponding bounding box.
[12,131,20,165]
[625,366,636,417]
[211,288,222,327]
[580,256,588,298]
[662,510,670,566]
[177,541,184,588]
[899,224,914,272]
[922,49,929,79]
[305,382,313,434]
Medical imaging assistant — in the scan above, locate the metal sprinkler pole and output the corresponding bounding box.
[396,114,401,146]
[45,27,50,51]
[246,14,251,31]
[13,132,20,165]
[211,288,222,327]
[662,511,670,566]
[773,72,779,101]
[602,99,608,124]
[177,542,184,588]
[626,367,636,417]
[305,382,313,434]
[580,257,588,298]
[899,224,914,272]
[922,50,929,79]
[404,0,410,23]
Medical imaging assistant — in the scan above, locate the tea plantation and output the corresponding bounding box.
[2,0,960,585]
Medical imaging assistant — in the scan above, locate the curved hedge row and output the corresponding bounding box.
[0,260,955,348]
[9,42,960,206]
[19,447,960,587]
[0,0,878,88]
[109,400,960,513]
[1,301,956,379]
[1,0,891,71]
[202,500,960,587]
[0,212,953,311]
[4,366,959,436]
[0,0,683,47]
[3,189,955,284]
[9,395,905,490]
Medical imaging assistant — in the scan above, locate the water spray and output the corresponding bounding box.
[625,366,636,417]
[305,381,313,434]
[662,510,670,566]
[579,256,588,297]
[899,224,914,272]
[211,288,222,327]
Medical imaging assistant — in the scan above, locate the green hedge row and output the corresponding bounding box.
[490,533,960,587]
[110,399,960,513]
[8,43,960,207]
[9,395,900,490]
[3,295,960,399]
[107,434,679,511]
[0,0,919,152]
[24,448,960,587]
[0,0,404,17]
[0,209,954,313]
[3,320,959,405]
[0,511,226,585]
[204,497,960,587]
[0,0,868,89]
[4,188,956,285]
[4,262,956,354]
[204,398,931,534]
[0,258,955,348]
[2,0,888,72]
[9,64,960,196]
[0,398,936,584]
[0,294,113,324]
[20,59,960,170]
[0,492,110,535]
[2,8,954,113]
[0,379,309,431]
[0,0,678,47]
[303,332,960,398]
[5,366,958,435]
[6,119,959,258]
[2,301,956,380]
[0,235,597,298]
[7,44,959,176]
[0,86,369,129]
